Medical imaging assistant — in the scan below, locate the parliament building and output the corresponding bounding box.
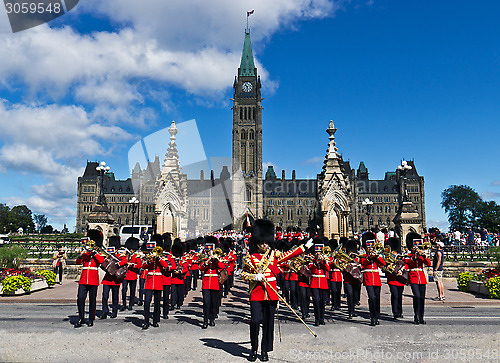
[76,29,426,239]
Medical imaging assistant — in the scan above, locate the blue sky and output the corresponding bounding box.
[0,0,499,231]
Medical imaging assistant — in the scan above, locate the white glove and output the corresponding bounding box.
[254,273,265,282]
[305,238,314,249]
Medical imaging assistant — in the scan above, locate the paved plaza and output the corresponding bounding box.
[0,277,499,362]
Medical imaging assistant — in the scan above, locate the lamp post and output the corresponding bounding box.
[362,198,373,232]
[397,160,412,203]
[96,161,110,205]
[154,209,161,235]
[129,197,139,237]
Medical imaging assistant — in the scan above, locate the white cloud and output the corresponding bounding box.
[491,180,500,186]
[302,156,324,165]
[426,219,449,232]
[481,192,500,200]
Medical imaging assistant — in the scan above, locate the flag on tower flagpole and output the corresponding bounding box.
[246,213,251,227]
[247,9,254,17]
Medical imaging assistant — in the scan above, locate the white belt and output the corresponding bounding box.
[205,274,218,277]
[266,277,276,282]
[148,272,162,276]
[82,267,98,270]
[331,269,341,272]
[363,269,379,273]
[312,275,325,278]
[409,268,423,272]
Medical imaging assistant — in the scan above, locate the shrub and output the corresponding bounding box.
[0,246,29,268]
[37,270,56,286]
[1,275,32,294]
[485,276,500,299]
[457,272,474,291]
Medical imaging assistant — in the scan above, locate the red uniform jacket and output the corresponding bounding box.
[242,246,305,301]
[171,259,188,285]
[404,254,431,284]
[143,258,170,290]
[200,258,226,290]
[360,254,385,286]
[190,253,200,271]
[328,257,343,282]
[124,253,142,281]
[309,260,330,289]
[77,251,105,286]
[161,254,176,285]
[342,256,361,285]
[102,253,128,286]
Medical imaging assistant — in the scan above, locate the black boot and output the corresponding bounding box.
[261,351,269,362]
[247,351,257,362]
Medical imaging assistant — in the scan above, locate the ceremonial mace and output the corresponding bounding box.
[246,259,317,338]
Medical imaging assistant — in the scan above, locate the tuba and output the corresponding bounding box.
[331,246,363,283]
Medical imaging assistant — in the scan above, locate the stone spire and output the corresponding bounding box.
[326,120,339,158]
[160,121,181,179]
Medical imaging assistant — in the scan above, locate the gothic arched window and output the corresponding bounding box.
[245,186,252,202]
[240,108,243,120]
[249,129,254,140]
[241,130,247,140]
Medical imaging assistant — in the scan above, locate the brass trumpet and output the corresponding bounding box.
[144,246,164,263]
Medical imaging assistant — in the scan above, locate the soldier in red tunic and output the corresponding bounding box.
[360,232,386,326]
[343,239,362,319]
[171,242,188,310]
[75,238,105,327]
[328,238,343,311]
[161,237,176,319]
[100,236,128,320]
[241,219,313,362]
[141,242,171,329]
[121,237,141,311]
[385,237,407,320]
[404,232,431,324]
[200,238,226,329]
[309,240,330,326]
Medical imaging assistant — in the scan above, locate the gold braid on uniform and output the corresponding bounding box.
[241,254,257,282]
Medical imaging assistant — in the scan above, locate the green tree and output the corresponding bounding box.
[41,225,54,234]
[33,214,48,233]
[441,185,481,232]
[0,203,10,233]
[473,200,500,233]
[9,205,34,233]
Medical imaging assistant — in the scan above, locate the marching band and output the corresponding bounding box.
[74,224,435,360]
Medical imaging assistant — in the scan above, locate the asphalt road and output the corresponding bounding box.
[0,284,499,363]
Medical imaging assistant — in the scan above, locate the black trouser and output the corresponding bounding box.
[77,284,97,322]
[299,286,311,316]
[365,285,381,320]
[202,289,218,323]
[311,288,328,323]
[138,278,145,304]
[328,280,342,309]
[191,270,199,290]
[216,283,223,315]
[282,280,290,303]
[354,283,361,305]
[389,285,404,318]
[184,275,191,296]
[162,284,171,317]
[410,283,426,321]
[344,282,359,314]
[53,264,63,282]
[102,285,119,316]
[121,279,137,309]
[250,300,277,353]
[171,283,184,308]
[289,280,298,307]
[144,289,161,324]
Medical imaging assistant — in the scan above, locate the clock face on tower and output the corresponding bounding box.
[242,81,253,93]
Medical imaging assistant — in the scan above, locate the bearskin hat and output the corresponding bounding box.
[339,237,348,249]
[330,239,338,250]
[362,232,377,250]
[406,232,421,250]
[386,237,401,253]
[125,237,140,251]
[150,234,163,249]
[250,219,275,244]
[204,235,218,248]
[171,242,183,258]
[87,229,103,247]
[346,239,359,253]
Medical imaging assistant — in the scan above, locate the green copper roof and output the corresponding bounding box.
[239,31,255,77]
[265,165,277,179]
[358,161,368,173]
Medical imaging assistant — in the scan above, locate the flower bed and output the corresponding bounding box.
[0,268,56,295]
[458,267,500,298]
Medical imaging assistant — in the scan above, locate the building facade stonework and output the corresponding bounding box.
[76,29,426,239]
